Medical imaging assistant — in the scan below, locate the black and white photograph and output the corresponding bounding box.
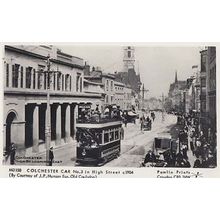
[1,44,217,170]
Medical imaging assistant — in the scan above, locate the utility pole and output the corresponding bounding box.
[141,84,149,110]
[45,55,51,166]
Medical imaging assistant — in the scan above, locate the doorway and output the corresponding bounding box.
[5,111,17,153]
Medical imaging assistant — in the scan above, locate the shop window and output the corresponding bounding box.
[12,64,19,88]
[57,73,61,90]
[33,69,36,89]
[20,66,23,88]
[5,63,9,87]
[26,67,32,88]
[106,80,109,91]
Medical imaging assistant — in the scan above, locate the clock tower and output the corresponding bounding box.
[123,46,135,71]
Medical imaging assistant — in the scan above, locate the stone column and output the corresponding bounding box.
[73,104,77,139]
[55,104,61,145]
[32,105,39,153]
[65,104,71,142]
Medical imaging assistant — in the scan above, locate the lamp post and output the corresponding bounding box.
[141,84,149,111]
[45,55,51,166]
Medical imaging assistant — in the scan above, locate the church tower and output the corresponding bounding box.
[123,46,135,72]
[175,70,178,83]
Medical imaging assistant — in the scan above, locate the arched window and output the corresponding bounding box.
[53,73,56,90]
[44,72,47,89]
[80,77,82,92]
[12,64,19,88]
[69,75,71,91]
[33,69,36,89]
[76,73,81,92]
[20,66,23,88]
[57,73,61,90]
[62,74,64,91]
[106,80,109,91]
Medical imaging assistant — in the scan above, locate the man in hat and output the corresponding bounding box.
[144,149,156,164]
[10,142,16,165]
[49,146,54,166]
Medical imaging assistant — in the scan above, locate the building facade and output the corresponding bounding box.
[207,47,216,129]
[192,65,200,112]
[84,67,116,108]
[3,45,101,154]
[167,71,187,113]
[199,47,216,130]
[200,49,208,118]
[124,86,132,110]
[114,81,125,109]
[83,79,105,110]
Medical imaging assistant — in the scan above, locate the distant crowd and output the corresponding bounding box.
[177,112,216,168]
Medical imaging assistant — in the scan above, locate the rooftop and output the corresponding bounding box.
[5,45,84,68]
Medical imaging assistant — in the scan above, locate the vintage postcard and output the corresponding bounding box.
[0,43,219,178]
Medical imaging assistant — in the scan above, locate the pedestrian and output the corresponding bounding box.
[176,151,184,167]
[189,127,195,155]
[200,158,209,168]
[193,156,201,168]
[140,116,144,131]
[170,151,176,167]
[49,146,54,166]
[144,150,156,164]
[140,121,143,131]
[124,117,127,127]
[120,127,124,140]
[183,159,191,168]
[207,128,211,144]
[195,138,201,157]
[10,142,16,165]
[181,144,188,160]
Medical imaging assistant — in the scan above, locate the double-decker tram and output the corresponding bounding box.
[75,119,122,166]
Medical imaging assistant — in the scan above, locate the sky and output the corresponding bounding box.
[59,45,201,98]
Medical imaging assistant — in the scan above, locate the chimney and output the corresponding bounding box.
[84,62,90,76]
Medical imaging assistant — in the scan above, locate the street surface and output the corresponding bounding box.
[105,112,176,167]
